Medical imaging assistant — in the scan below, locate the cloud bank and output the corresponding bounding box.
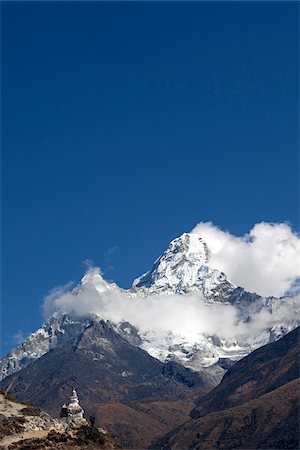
[192,222,300,297]
[43,267,299,344]
[42,222,299,346]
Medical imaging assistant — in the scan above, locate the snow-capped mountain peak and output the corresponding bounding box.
[132,232,235,298]
[166,232,209,263]
[1,230,299,384]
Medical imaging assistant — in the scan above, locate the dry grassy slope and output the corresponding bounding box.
[192,326,299,418]
[152,327,300,450]
[1,427,121,450]
[94,400,194,449]
[0,390,120,450]
[155,378,299,450]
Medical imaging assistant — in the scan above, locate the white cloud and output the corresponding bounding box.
[41,222,300,347]
[42,267,299,345]
[42,269,236,340]
[191,222,300,297]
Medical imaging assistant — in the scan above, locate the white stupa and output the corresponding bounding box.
[60,388,85,421]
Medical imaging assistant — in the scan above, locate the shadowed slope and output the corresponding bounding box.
[152,327,300,450]
[192,326,299,418]
[0,320,207,449]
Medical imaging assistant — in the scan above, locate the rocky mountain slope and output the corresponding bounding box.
[0,315,92,382]
[152,327,300,450]
[0,320,208,449]
[191,326,299,418]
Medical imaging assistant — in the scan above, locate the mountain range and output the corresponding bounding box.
[1,232,298,381]
[0,318,209,449]
[1,231,299,448]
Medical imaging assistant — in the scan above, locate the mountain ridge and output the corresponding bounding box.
[1,232,299,383]
[0,319,209,449]
[131,232,235,297]
[151,327,300,450]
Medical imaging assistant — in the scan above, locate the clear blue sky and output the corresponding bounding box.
[1,2,299,355]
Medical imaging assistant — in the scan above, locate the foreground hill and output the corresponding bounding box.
[152,327,300,450]
[0,390,120,450]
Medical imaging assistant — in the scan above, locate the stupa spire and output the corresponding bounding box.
[69,388,80,407]
[60,387,85,421]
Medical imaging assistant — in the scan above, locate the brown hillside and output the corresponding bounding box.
[152,328,300,450]
[154,378,299,450]
[192,326,299,418]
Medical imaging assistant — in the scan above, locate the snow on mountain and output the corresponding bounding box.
[131,233,235,299]
[0,314,93,381]
[1,231,299,382]
[139,328,249,370]
[137,288,300,372]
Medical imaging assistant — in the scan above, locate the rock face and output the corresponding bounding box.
[0,314,92,381]
[0,318,213,408]
[152,327,300,450]
[0,320,209,449]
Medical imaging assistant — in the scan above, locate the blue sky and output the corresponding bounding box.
[1,2,299,355]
